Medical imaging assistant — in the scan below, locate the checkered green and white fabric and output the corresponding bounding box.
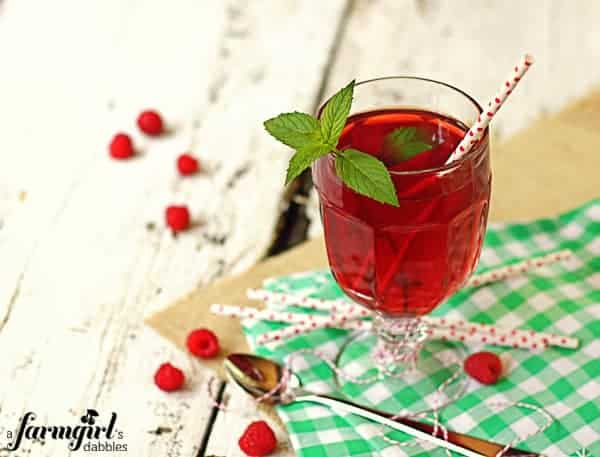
[242,200,600,457]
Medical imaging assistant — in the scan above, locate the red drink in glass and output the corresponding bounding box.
[312,108,491,317]
[311,77,491,405]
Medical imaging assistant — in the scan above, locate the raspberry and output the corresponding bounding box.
[154,363,185,392]
[109,133,134,159]
[464,351,503,385]
[137,110,163,136]
[177,154,199,176]
[186,328,220,358]
[238,421,277,456]
[165,205,190,232]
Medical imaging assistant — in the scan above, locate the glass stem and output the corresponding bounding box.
[372,314,430,372]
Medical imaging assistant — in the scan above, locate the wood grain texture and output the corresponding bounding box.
[0,0,345,455]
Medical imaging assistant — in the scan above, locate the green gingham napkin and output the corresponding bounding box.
[243,200,600,457]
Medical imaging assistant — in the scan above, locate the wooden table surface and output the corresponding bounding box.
[1,1,599,456]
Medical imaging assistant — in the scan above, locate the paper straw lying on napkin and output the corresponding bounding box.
[466,249,573,288]
[251,313,578,349]
[212,248,577,347]
[210,303,369,325]
[249,249,573,311]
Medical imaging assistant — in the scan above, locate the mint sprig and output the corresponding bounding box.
[264,80,399,207]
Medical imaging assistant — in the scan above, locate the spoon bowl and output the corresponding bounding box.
[224,353,300,403]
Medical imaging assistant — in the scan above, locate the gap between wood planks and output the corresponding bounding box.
[197,382,226,457]
[268,0,355,256]
[197,1,355,455]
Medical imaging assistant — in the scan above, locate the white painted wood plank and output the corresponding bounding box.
[0,0,346,455]
[307,0,600,237]
[205,0,349,453]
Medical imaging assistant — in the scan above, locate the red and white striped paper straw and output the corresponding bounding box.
[465,249,573,288]
[446,53,535,164]
[426,319,578,350]
[252,313,578,349]
[245,305,579,349]
[247,289,353,313]
[210,303,369,325]
[255,318,369,345]
[242,247,578,349]
[249,248,572,313]
[255,317,577,350]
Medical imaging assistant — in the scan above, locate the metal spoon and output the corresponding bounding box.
[225,353,541,457]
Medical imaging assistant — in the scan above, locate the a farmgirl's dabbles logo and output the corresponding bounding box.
[5,409,127,452]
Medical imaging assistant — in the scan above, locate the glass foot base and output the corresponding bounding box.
[334,331,466,415]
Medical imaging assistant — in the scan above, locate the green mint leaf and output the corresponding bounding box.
[401,141,432,159]
[285,142,331,184]
[320,80,355,146]
[382,127,432,162]
[264,111,320,149]
[387,126,417,144]
[335,149,399,207]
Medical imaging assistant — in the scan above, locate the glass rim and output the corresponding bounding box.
[318,75,489,176]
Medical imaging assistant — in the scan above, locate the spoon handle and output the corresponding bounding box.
[296,394,541,457]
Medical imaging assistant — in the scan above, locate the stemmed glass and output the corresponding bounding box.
[312,77,491,411]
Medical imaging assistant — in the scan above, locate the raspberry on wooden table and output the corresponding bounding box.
[154,363,185,392]
[165,205,190,232]
[137,109,163,136]
[238,420,277,456]
[464,351,503,385]
[177,154,200,176]
[109,133,134,159]
[186,328,220,358]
